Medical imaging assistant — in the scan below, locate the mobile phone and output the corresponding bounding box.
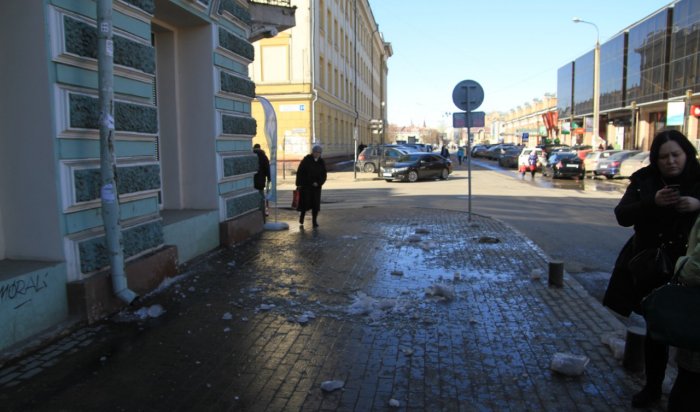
[667,184,680,193]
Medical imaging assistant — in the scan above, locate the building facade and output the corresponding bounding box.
[501,94,559,147]
[249,0,391,172]
[558,0,700,150]
[0,0,294,353]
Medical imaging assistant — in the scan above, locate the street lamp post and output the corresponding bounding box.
[573,17,600,148]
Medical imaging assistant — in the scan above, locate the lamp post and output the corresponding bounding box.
[573,17,600,148]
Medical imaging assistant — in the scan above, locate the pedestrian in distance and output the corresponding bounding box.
[523,150,538,180]
[440,145,450,159]
[357,142,366,157]
[457,146,464,165]
[295,145,327,228]
[603,129,700,409]
[666,211,700,411]
[253,143,271,220]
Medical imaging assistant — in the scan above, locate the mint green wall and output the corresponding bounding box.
[0,262,68,350]
[163,211,219,262]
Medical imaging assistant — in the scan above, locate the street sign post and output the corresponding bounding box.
[453,111,485,128]
[452,80,485,221]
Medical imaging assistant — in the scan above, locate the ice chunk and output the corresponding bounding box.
[222,312,233,320]
[550,352,589,376]
[389,399,400,407]
[425,283,456,301]
[320,380,344,392]
[147,304,165,318]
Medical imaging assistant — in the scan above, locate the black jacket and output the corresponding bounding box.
[295,155,327,212]
[604,165,700,315]
[254,149,270,190]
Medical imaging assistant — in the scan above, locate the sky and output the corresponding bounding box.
[367,0,672,128]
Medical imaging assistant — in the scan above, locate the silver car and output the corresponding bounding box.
[619,151,650,178]
[583,150,620,178]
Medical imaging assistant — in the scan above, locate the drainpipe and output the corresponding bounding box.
[310,1,317,146]
[353,0,359,148]
[97,1,137,304]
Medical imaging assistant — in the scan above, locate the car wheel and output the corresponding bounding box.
[407,170,419,182]
[385,179,393,183]
[363,163,376,173]
[439,168,449,180]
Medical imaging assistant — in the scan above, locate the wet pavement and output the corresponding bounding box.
[0,206,667,411]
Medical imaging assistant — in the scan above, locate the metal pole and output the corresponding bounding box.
[97,0,136,304]
[466,92,472,222]
[593,40,600,147]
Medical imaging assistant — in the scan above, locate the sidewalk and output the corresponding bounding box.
[0,205,663,411]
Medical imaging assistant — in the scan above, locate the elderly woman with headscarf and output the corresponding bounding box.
[295,145,327,227]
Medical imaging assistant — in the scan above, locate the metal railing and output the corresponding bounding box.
[250,0,292,7]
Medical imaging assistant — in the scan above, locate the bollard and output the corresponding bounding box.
[623,326,646,373]
[548,261,564,287]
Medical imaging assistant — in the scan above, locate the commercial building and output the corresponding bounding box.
[557,0,700,150]
[0,0,294,353]
[501,94,558,146]
[249,0,391,171]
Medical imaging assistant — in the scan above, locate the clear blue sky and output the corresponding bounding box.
[367,0,671,127]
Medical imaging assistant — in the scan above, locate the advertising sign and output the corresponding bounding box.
[667,101,685,126]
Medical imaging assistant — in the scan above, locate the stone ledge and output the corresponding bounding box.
[66,245,178,323]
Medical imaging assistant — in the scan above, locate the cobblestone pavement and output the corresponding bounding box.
[0,206,664,411]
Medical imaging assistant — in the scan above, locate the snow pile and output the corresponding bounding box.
[114,304,166,322]
[346,292,398,319]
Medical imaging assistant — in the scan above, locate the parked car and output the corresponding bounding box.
[595,150,641,179]
[357,145,412,173]
[400,143,433,152]
[518,147,547,171]
[472,144,493,158]
[498,146,522,168]
[618,151,650,178]
[542,149,578,176]
[382,152,452,182]
[583,150,620,178]
[542,151,585,179]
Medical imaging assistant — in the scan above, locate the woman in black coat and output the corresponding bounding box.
[295,145,327,227]
[604,129,700,408]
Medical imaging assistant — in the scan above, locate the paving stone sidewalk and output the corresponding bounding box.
[0,207,662,411]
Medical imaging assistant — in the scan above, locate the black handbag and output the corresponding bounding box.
[627,246,672,294]
[642,282,700,350]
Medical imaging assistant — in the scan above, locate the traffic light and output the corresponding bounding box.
[692,105,700,118]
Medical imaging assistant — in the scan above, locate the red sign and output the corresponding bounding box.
[692,105,700,117]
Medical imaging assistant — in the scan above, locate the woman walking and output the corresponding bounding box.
[603,129,700,408]
[295,145,327,228]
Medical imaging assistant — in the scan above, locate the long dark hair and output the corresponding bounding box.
[649,129,700,178]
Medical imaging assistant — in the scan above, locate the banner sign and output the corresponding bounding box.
[257,96,277,202]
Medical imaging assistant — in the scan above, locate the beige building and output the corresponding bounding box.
[502,94,559,147]
[249,0,391,171]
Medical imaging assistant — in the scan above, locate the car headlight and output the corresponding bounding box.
[394,167,409,173]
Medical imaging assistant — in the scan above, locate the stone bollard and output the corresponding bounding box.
[548,261,564,287]
[623,326,646,373]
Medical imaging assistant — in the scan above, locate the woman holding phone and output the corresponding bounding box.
[604,129,700,408]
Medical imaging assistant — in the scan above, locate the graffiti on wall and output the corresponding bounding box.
[0,272,49,310]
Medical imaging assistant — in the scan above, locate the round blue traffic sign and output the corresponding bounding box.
[452,80,484,112]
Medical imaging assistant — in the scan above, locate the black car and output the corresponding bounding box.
[382,153,452,182]
[497,146,522,168]
[542,151,584,179]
